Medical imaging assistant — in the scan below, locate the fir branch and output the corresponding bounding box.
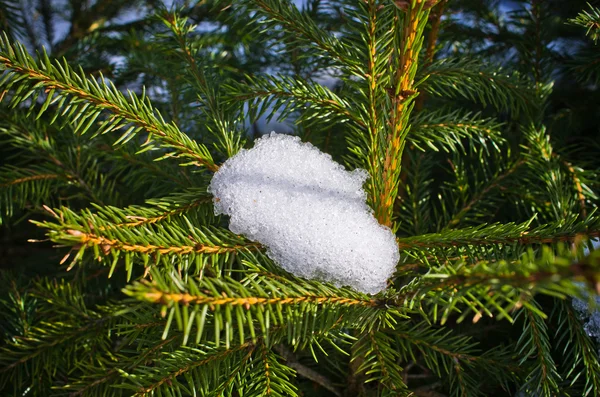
[394,323,514,395]
[126,342,256,396]
[396,244,598,324]
[420,57,541,115]
[161,13,244,158]
[0,1,24,40]
[396,216,600,250]
[0,165,61,224]
[246,342,299,397]
[415,0,447,110]
[0,171,59,187]
[35,206,257,277]
[68,230,249,256]
[228,74,365,129]
[515,303,562,395]
[274,344,342,397]
[95,193,214,230]
[553,299,600,396]
[445,159,525,228]
[250,0,361,71]
[124,269,390,349]
[135,282,376,308]
[0,33,218,171]
[353,330,408,393]
[375,1,430,227]
[569,4,600,43]
[409,109,505,153]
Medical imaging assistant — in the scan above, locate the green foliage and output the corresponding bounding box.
[1,1,600,396]
[569,3,600,43]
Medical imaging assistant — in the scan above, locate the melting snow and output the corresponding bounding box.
[209,133,399,294]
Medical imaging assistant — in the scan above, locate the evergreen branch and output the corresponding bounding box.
[445,159,525,228]
[569,46,600,84]
[162,13,244,158]
[0,165,61,224]
[69,230,248,255]
[347,0,396,212]
[35,206,257,277]
[60,333,178,397]
[125,342,256,396]
[250,0,360,71]
[0,33,218,171]
[420,57,541,115]
[100,145,194,189]
[0,171,59,187]
[124,269,392,349]
[396,244,595,324]
[396,216,600,250]
[244,342,299,397]
[136,283,376,308]
[515,303,561,395]
[95,192,214,230]
[521,125,594,221]
[397,151,435,236]
[274,344,342,397]
[554,299,600,395]
[0,1,24,40]
[0,283,128,393]
[228,74,365,129]
[569,4,600,43]
[353,330,408,393]
[375,1,430,227]
[415,0,447,110]
[409,109,505,153]
[561,157,589,219]
[394,323,514,395]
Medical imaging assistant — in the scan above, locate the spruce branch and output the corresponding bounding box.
[396,244,600,324]
[245,341,299,397]
[420,57,541,115]
[94,192,215,230]
[515,303,562,395]
[227,74,365,129]
[161,12,245,158]
[569,4,600,43]
[444,159,525,228]
[409,109,505,154]
[362,0,392,213]
[415,0,447,110]
[553,299,600,396]
[375,0,430,227]
[38,219,258,278]
[0,33,218,171]
[274,344,343,397]
[120,342,256,396]
[394,323,515,395]
[353,330,409,393]
[250,0,361,72]
[0,0,24,40]
[124,269,396,349]
[397,216,600,250]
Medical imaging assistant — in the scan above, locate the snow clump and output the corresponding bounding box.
[209,132,399,294]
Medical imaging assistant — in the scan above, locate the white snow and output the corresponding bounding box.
[571,239,600,351]
[209,132,399,294]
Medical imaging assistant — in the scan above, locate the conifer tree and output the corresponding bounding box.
[1,1,600,396]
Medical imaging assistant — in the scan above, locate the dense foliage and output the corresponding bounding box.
[1,0,600,396]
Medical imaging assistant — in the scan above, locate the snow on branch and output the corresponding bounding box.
[209,133,399,294]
